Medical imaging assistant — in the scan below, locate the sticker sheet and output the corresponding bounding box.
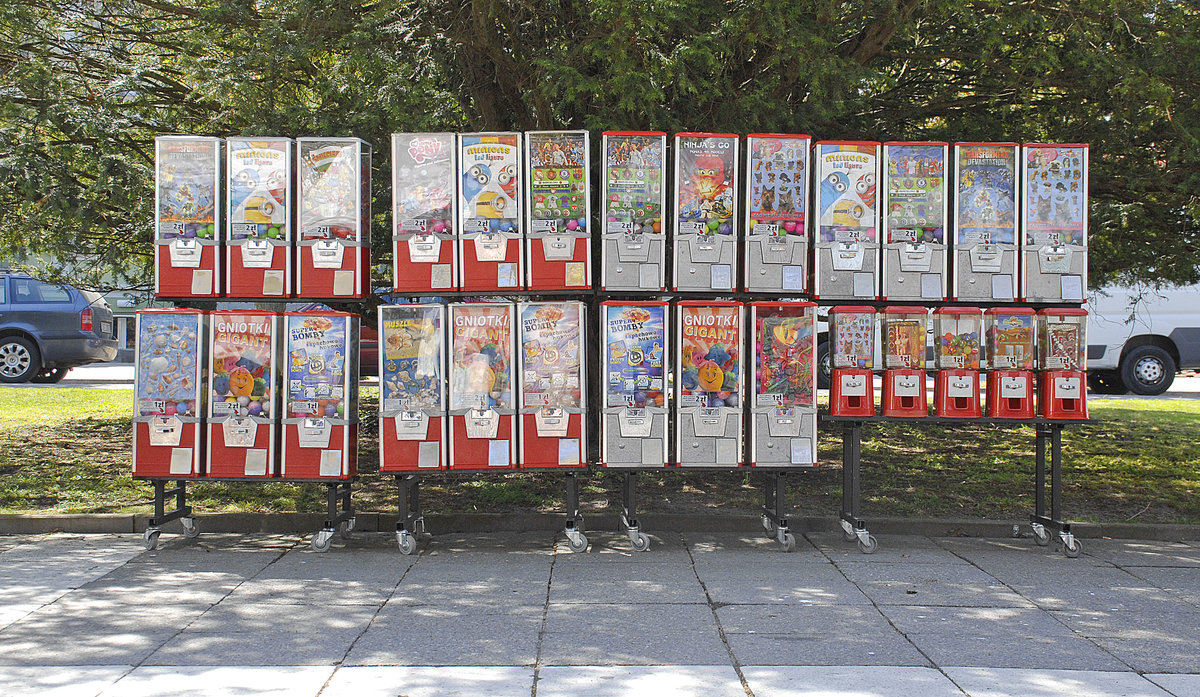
[286,315,350,419]
[886,144,945,244]
[604,134,664,231]
[459,134,520,232]
[381,306,444,413]
[815,143,878,242]
[520,304,583,409]
[137,313,201,417]
[884,319,925,369]
[156,138,218,240]
[1024,145,1086,245]
[605,305,666,408]
[955,145,1016,245]
[679,305,740,408]
[210,314,273,418]
[937,318,981,370]
[528,132,587,233]
[831,312,874,369]
[299,141,360,240]
[747,136,807,236]
[228,140,289,241]
[988,314,1035,370]
[393,134,455,233]
[450,305,512,411]
[1043,323,1083,371]
[755,309,814,408]
[675,135,737,236]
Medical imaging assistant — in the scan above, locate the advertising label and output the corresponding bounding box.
[816,143,878,242]
[605,305,666,408]
[137,313,201,417]
[228,140,289,240]
[394,134,455,233]
[157,138,218,240]
[381,307,443,413]
[755,309,814,408]
[459,134,520,229]
[604,134,664,232]
[832,312,874,369]
[886,144,945,244]
[286,316,349,419]
[676,135,737,236]
[747,136,807,236]
[211,314,273,417]
[679,305,740,408]
[299,141,359,241]
[450,305,512,411]
[955,145,1017,245]
[989,314,1035,370]
[520,304,582,408]
[1024,145,1086,245]
[528,132,587,233]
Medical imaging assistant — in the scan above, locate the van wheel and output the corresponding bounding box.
[1120,345,1175,396]
[1087,370,1126,395]
[0,337,40,383]
[817,340,831,390]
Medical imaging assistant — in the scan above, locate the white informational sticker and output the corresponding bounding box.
[319,450,343,477]
[783,266,804,290]
[169,447,193,475]
[558,438,581,465]
[244,448,268,476]
[333,270,355,295]
[1061,275,1084,301]
[191,269,213,296]
[710,265,732,290]
[853,272,874,297]
[790,438,813,465]
[921,274,942,299]
[488,439,511,466]
[991,274,1013,300]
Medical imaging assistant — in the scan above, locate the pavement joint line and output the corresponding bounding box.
[530,531,560,697]
[685,531,756,697]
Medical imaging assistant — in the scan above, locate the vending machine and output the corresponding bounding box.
[225,137,291,297]
[448,302,517,469]
[676,301,743,466]
[133,309,208,477]
[985,307,1036,418]
[379,303,447,471]
[392,133,458,292]
[828,306,876,417]
[600,131,667,291]
[281,311,359,479]
[882,142,948,300]
[525,131,591,290]
[296,137,372,298]
[458,132,523,291]
[1021,144,1089,302]
[1039,308,1088,419]
[952,142,1019,301]
[206,310,280,478]
[744,134,811,293]
[748,302,817,467]
[933,307,983,418]
[813,141,881,300]
[880,306,929,417]
[154,136,222,298]
[518,302,586,468]
[600,302,670,467]
[673,133,739,292]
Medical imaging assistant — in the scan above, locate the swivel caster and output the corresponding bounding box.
[630,530,650,552]
[857,534,878,555]
[761,514,774,533]
[780,532,796,553]
[1031,523,1051,546]
[1060,533,1081,558]
[396,530,417,555]
[142,527,161,550]
[565,528,588,553]
[181,516,199,539]
[339,517,356,540]
[839,518,858,543]
[311,528,334,553]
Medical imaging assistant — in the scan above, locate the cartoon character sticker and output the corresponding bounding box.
[747,136,807,237]
[1042,322,1083,371]
[299,141,360,241]
[755,308,814,408]
[1024,145,1086,246]
[210,314,273,418]
[679,305,740,408]
[605,305,666,408]
[228,140,289,241]
[832,312,874,370]
[815,143,878,243]
[955,145,1016,245]
[286,315,349,419]
[450,305,512,411]
[137,313,201,417]
[886,144,945,244]
[675,135,737,236]
[520,304,582,409]
[382,307,443,413]
[988,313,1035,370]
[393,134,455,234]
[528,132,587,233]
[884,319,926,369]
[458,134,520,232]
[604,134,664,233]
[156,138,218,240]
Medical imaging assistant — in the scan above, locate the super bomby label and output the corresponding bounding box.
[679,305,740,408]
[286,315,349,419]
[606,305,666,408]
[520,304,582,409]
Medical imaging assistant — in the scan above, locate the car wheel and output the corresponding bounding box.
[31,367,71,384]
[0,337,41,383]
[1119,345,1175,396]
[1087,370,1126,395]
[817,340,831,390]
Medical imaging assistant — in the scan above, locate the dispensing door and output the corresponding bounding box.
[600,131,667,291]
[952,142,1019,301]
[448,303,517,469]
[281,312,359,479]
[749,303,817,467]
[525,131,591,290]
[1021,144,1088,302]
[154,136,222,297]
[676,301,744,467]
[133,309,208,477]
[392,133,458,292]
[600,302,670,468]
[744,134,811,293]
[206,311,280,478]
[458,133,524,291]
[673,133,739,292]
[518,302,586,467]
[813,141,881,300]
[379,304,447,471]
[882,141,948,300]
[226,137,292,297]
[296,137,372,298]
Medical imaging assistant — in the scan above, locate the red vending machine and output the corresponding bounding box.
[933,307,983,418]
[379,304,447,471]
[281,312,359,479]
[226,137,292,297]
[880,306,929,417]
[525,131,591,290]
[133,309,208,477]
[829,306,876,417]
[748,302,818,466]
[206,310,280,478]
[985,308,1036,418]
[458,133,524,291]
[392,133,458,292]
[518,302,586,467]
[1039,308,1088,419]
[744,134,811,293]
[296,137,372,298]
[600,301,670,467]
[676,301,744,466]
[448,302,517,469]
[154,136,222,298]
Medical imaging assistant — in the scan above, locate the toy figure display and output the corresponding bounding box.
[155,136,222,297]
[1039,308,1089,419]
[517,302,586,467]
[1021,144,1089,302]
[296,137,372,298]
[448,303,517,469]
[882,142,948,300]
[880,306,929,417]
[206,310,280,478]
[600,301,670,467]
[828,306,876,417]
[933,307,983,417]
[748,302,817,466]
[952,143,1019,301]
[744,134,811,293]
[281,312,359,479]
[985,307,1037,418]
[133,309,208,477]
[379,304,447,471]
[392,133,458,292]
[813,141,882,300]
[675,301,744,466]
[226,137,291,297]
[673,133,739,291]
[525,131,591,290]
[458,133,524,290]
[600,131,668,291]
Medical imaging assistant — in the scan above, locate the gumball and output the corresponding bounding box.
[726,393,740,407]
[576,217,586,229]
[784,221,797,232]
[654,393,665,407]
[248,401,262,416]
[749,219,757,228]
[336,403,345,417]
[431,220,445,233]
[717,391,731,400]
[176,402,190,415]
[237,395,250,406]
[212,375,230,395]
[651,220,662,233]
[225,396,239,404]
[718,223,731,235]
[324,404,338,417]
[607,216,618,223]
[260,401,271,415]
[707,220,719,232]
[566,219,578,231]
[499,221,513,232]
[164,405,177,415]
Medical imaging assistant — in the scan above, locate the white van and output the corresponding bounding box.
[1086,284,1200,394]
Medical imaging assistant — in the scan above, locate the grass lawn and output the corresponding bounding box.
[0,389,1196,525]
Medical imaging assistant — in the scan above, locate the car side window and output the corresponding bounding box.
[11,278,71,303]
[0,278,6,304]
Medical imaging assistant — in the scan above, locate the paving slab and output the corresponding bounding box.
[421,532,558,559]
[1121,566,1200,608]
[696,564,873,606]
[321,666,534,697]
[910,632,1126,671]
[1145,674,1200,697]
[1089,638,1200,674]
[388,565,550,607]
[186,599,379,634]
[0,665,131,697]
[943,667,1171,697]
[0,625,181,666]
[1079,540,1200,567]
[549,559,707,604]
[99,665,333,697]
[223,578,397,606]
[726,630,929,667]
[812,533,974,565]
[541,603,727,665]
[143,625,363,666]
[685,532,827,563]
[741,665,966,696]
[536,665,745,697]
[556,532,693,562]
[882,606,1075,638]
[851,576,1034,608]
[344,605,543,665]
[253,547,415,582]
[1011,582,1188,614]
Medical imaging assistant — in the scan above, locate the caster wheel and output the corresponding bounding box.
[761,514,773,533]
[311,531,333,553]
[1033,526,1051,547]
[397,532,417,555]
[782,533,796,553]
[142,528,161,550]
[1062,537,1081,558]
[631,532,650,552]
[576,516,585,533]
[858,535,878,554]
[339,519,355,540]
[181,517,199,539]
[412,518,427,537]
[843,528,857,543]
[566,532,588,553]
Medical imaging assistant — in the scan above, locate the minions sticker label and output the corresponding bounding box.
[816,143,878,243]
[229,140,288,241]
[459,134,520,233]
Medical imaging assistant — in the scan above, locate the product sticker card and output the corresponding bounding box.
[381,306,443,414]
[228,139,289,241]
[755,309,814,408]
[1044,323,1082,371]
[675,135,737,236]
[886,144,945,244]
[955,144,1016,245]
[815,143,878,243]
[1024,145,1086,246]
[520,304,582,409]
[989,314,1035,370]
[885,320,925,369]
[458,134,520,233]
[679,305,740,409]
[450,305,512,411]
[604,134,664,233]
[299,140,360,241]
[747,136,807,237]
[605,305,666,408]
[832,312,874,369]
[138,313,201,417]
[393,134,455,234]
[211,314,273,418]
[286,315,348,419]
[528,132,587,234]
[156,138,218,241]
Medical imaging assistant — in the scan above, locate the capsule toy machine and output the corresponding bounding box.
[933,307,983,418]
[379,303,447,471]
[206,310,280,478]
[226,137,291,297]
[601,131,667,291]
[743,134,811,293]
[154,136,222,298]
[448,302,517,469]
[1021,144,1088,302]
[600,302,670,467]
[985,307,1036,418]
[525,131,591,290]
[828,306,876,417]
[749,302,817,467]
[673,133,739,292]
[952,143,1019,301]
[880,306,929,417]
[392,133,458,292]
[882,142,948,300]
[676,301,743,466]
[296,137,371,298]
[813,141,881,300]
[281,312,359,479]
[133,309,208,477]
[458,132,523,291]
[1039,308,1088,419]
[518,302,586,468]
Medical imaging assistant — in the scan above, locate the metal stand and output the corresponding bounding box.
[1030,423,1081,557]
[760,471,797,552]
[837,422,879,554]
[311,480,356,553]
[617,473,651,552]
[563,471,589,552]
[395,473,428,555]
[142,479,199,550]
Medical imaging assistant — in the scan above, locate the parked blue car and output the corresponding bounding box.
[0,272,118,383]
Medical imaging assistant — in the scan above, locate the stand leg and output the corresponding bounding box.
[396,474,424,555]
[563,472,588,552]
[620,473,649,552]
[839,423,876,554]
[144,479,195,549]
[759,472,796,552]
[312,481,354,553]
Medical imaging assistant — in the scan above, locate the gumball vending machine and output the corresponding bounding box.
[952,143,1019,301]
[458,132,523,291]
[600,302,670,468]
[226,137,291,297]
[744,134,811,293]
[296,137,372,298]
[676,301,743,466]
[985,307,1036,418]
[813,141,881,300]
[448,303,517,469]
[379,304,447,471]
[525,131,591,290]
[933,307,983,418]
[1021,144,1089,302]
[1039,308,1088,419]
[673,133,739,292]
[206,310,280,478]
[882,142,948,300]
[880,306,929,417]
[828,306,876,417]
[281,312,359,479]
[748,302,817,467]
[392,133,458,292]
[600,131,667,291]
[154,136,222,298]
[133,309,208,477]
[518,302,587,468]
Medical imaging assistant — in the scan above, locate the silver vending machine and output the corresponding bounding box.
[882,141,948,301]
[675,301,744,467]
[600,301,670,468]
[600,131,667,291]
[813,141,881,300]
[743,133,811,293]
[952,142,1019,301]
[672,132,739,292]
[748,302,818,467]
[1021,143,1088,302]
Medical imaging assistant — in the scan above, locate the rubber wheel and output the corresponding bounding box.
[1120,345,1175,396]
[631,532,650,552]
[1063,538,1082,558]
[566,532,588,553]
[1087,370,1126,395]
[0,337,40,383]
[397,534,416,555]
[816,340,831,390]
[1032,526,1051,546]
[858,535,878,554]
[843,527,858,542]
[182,518,200,539]
[311,532,332,553]
[143,529,161,550]
[783,533,796,553]
[339,518,355,540]
[31,367,70,384]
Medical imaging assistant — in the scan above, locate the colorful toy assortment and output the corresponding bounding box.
[298,140,363,241]
[885,143,946,246]
[603,133,665,234]
[935,315,982,370]
[678,304,741,409]
[987,311,1036,370]
[450,304,513,412]
[519,303,583,410]
[381,306,444,415]
[831,310,875,370]
[392,132,457,291]
[210,316,273,419]
[1024,145,1087,246]
[137,312,203,418]
[528,132,588,235]
[955,144,1017,245]
[605,304,667,409]
[754,307,815,409]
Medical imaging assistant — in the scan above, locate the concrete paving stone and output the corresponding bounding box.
[75,567,248,603]
[121,549,283,577]
[881,605,1076,639]
[549,560,707,604]
[0,584,73,609]
[943,667,1171,697]
[344,607,542,666]
[556,532,693,562]
[811,533,973,565]
[1146,674,1200,697]
[321,666,534,697]
[0,625,180,666]
[685,532,825,561]
[856,579,1035,608]
[536,665,746,697]
[726,628,929,667]
[223,578,397,606]
[3,598,211,635]
[1011,583,1188,614]
[838,561,1000,585]
[420,532,558,558]
[143,625,363,666]
[540,603,728,665]
[696,564,874,606]
[252,550,414,583]
[715,603,892,635]
[0,665,132,697]
[908,632,1127,671]
[1122,566,1200,608]
[968,563,1142,591]
[387,562,550,607]
[0,533,144,560]
[100,665,333,697]
[0,603,41,631]
[1049,608,1200,641]
[157,533,303,552]
[1091,638,1200,674]
[186,599,379,633]
[741,665,965,696]
[937,538,1115,568]
[1079,540,1200,567]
